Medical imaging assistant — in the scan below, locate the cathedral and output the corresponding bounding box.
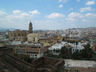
[29,22,33,33]
[8,22,33,42]
[27,22,40,43]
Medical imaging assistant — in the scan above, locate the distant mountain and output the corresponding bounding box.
[0,28,15,32]
[66,27,96,31]
[65,27,96,34]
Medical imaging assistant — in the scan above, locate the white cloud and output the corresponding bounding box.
[68,12,83,18]
[85,13,96,17]
[83,13,96,25]
[0,10,37,29]
[76,0,80,2]
[13,10,21,14]
[67,12,83,21]
[0,9,96,30]
[21,13,29,17]
[34,20,65,30]
[59,0,68,3]
[0,10,7,16]
[11,9,40,19]
[46,13,64,19]
[13,12,29,18]
[29,10,40,15]
[59,0,62,2]
[12,10,30,18]
[86,1,95,5]
[66,12,96,28]
[80,7,93,12]
[59,4,63,8]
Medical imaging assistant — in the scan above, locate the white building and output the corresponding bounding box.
[72,42,88,53]
[0,34,9,41]
[48,42,67,55]
[48,41,88,55]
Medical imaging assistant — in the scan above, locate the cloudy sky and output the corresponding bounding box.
[0,0,96,30]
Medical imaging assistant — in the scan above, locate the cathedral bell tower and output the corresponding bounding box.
[29,21,33,33]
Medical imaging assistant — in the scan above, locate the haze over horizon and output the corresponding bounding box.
[0,0,96,30]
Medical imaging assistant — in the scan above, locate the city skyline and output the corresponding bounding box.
[0,0,96,30]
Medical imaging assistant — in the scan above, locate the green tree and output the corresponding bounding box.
[24,55,32,63]
[72,50,81,59]
[80,43,94,59]
[60,46,72,59]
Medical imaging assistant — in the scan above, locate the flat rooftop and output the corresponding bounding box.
[64,59,96,68]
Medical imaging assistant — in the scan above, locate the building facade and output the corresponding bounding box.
[8,30,27,41]
[27,33,39,43]
[13,44,48,59]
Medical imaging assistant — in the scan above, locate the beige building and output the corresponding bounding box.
[8,22,33,42]
[58,35,63,42]
[13,44,48,58]
[27,33,39,43]
[39,37,58,47]
[8,30,27,42]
